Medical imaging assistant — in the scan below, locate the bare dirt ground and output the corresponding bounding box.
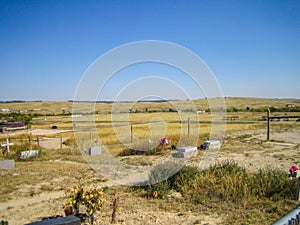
[0,129,71,137]
[217,128,300,172]
[38,137,69,150]
[0,127,299,224]
[0,190,223,225]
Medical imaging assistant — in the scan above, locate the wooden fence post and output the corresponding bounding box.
[188,117,190,136]
[90,132,92,146]
[28,134,31,146]
[131,125,133,144]
[60,135,63,150]
[267,108,270,141]
[297,176,300,201]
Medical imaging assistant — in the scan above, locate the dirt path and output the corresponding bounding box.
[0,185,223,225]
[0,191,65,212]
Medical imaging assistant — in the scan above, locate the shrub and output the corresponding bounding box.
[168,166,200,193]
[141,160,298,209]
[145,160,183,198]
[82,187,105,225]
[65,185,105,225]
[251,169,297,200]
[62,138,76,146]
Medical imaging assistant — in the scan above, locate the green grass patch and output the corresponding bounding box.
[140,160,298,224]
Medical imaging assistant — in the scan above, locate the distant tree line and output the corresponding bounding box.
[0,112,35,126]
[232,106,300,113]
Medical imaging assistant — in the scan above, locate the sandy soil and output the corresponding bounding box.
[217,128,300,172]
[0,192,223,225]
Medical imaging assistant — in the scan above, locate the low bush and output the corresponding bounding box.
[144,160,183,198]
[143,160,297,205]
[118,143,170,156]
[251,168,297,200]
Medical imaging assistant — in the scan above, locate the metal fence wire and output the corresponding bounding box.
[272,205,300,225]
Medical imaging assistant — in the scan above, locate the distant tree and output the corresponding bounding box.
[6,112,33,127]
[232,107,238,112]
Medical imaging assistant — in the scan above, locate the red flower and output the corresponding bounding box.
[289,165,299,174]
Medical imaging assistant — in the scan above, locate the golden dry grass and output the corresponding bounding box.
[1,98,300,225]
[1,97,299,114]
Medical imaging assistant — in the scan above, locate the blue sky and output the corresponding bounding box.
[0,0,299,101]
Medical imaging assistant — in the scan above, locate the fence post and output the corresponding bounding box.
[60,135,63,150]
[90,132,92,146]
[297,176,300,201]
[267,108,270,141]
[188,117,190,136]
[131,125,133,144]
[28,133,31,146]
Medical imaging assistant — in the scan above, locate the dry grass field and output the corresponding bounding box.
[1,98,300,224]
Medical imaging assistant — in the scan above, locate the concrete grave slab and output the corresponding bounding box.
[88,146,102,155]
[25,215,80,225]
[177,146,197,153]
[0,160,15,169]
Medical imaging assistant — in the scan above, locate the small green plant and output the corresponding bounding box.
[82,187,105,225]
[240,134,252,139]
[62,138,76,146]
[65,185,105,225]
[193,193,206,204]
[65,185,84,215]
[148,181,171,199]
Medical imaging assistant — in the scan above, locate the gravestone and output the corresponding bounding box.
[172,152,184,158]
[20,150,39,159]
[88,146,102,155]
[0,160,14,169]
[177,146,197,153]
[200,140,221,150]
[25,215,80,225]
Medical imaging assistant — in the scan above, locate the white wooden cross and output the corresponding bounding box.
[1,138,14,154]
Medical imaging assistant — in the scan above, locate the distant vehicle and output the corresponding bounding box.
[297,119,300,122]
[282,118,290,121]
[51,125,58,129]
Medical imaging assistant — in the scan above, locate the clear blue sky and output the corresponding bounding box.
[0,0,299,101]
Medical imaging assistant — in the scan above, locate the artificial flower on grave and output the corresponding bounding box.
[289,165,299,177]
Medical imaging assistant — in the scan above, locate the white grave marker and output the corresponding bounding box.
[1,138,13,154]
[177,146,197,153]
[88,146,102,155]
[20,150,39,159]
